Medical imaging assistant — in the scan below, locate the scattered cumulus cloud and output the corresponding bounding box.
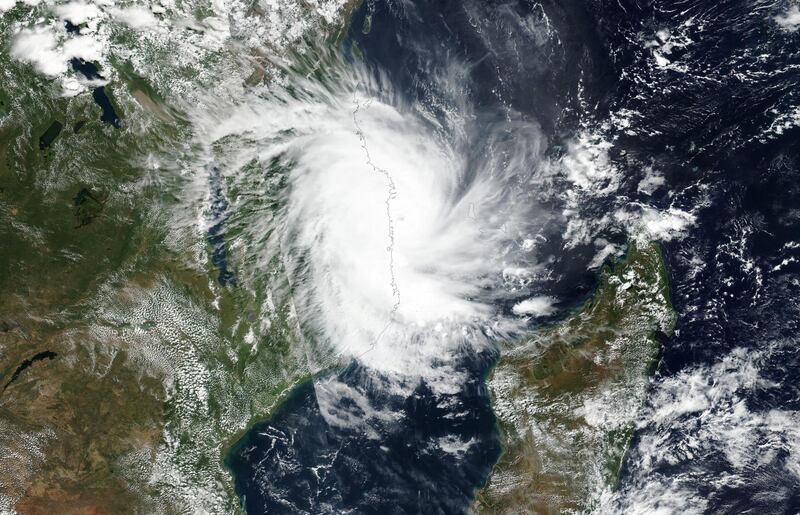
[559,130,700,249]
[637,167,665,195]
[614,205,696,243]
[608,346,800,513]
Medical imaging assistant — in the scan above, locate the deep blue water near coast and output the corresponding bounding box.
[227,1,615,513]
[226,354,501,514]
[229,0,800,511]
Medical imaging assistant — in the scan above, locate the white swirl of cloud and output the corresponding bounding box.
[189,55,547,388]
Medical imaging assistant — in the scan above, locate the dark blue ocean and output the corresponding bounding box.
[229,0,800,512]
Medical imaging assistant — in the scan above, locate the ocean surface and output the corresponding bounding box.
[229,0,800,512]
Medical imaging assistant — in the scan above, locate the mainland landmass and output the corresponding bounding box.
[0,1,357,511]
[1,0,676,511]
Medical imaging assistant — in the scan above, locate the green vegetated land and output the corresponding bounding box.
[0,2,361,512]
[475,241,676,514]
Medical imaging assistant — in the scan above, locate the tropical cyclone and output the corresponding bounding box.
[0,0,705,511]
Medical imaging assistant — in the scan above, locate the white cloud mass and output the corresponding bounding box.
[775,5,800,31]
[512,296,557,317]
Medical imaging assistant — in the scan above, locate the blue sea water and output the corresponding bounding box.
[227,355,500,514]
[230,0,800,512]
[228,1,600,511]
